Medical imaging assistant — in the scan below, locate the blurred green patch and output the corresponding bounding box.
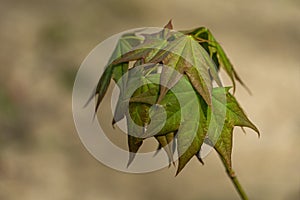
[95,0,144,20]
[59,66,77,90]
[38,20,77,91]
[0,89,17,119]
[39,21,70,50]
[0,89,30,147]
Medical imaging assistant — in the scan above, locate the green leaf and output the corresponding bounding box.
[175,89,208,175]
[162,35,215,105]
[112,30,171,65]
[182,27,250,93]
[92,33,142,114]
[126,101,150,166]
[93,66,113,112]
[206,87,259,169]
[176,118,206,175]
[129,73,197,137]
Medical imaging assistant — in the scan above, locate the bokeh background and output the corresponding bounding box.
[0,0,299,199]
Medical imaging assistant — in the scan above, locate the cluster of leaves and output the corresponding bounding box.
[92,21,259,199]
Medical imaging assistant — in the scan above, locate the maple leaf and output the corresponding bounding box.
[202,87,259,167]
[182,27,251,93]
[88,33,142,122]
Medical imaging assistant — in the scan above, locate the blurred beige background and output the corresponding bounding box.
[0,0,299,199]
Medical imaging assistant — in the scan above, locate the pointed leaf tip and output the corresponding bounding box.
[127,152,135,168]
[196,152,205,165]
[164,19,173,30]
[127,135,143,167]
[155,134,175,165]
